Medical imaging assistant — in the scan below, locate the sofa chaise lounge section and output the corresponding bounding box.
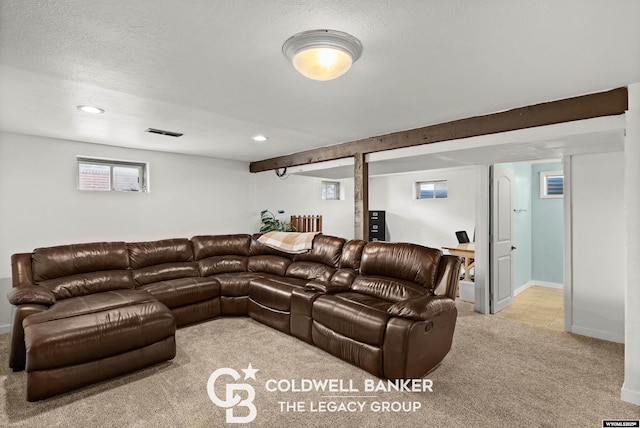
[8,242,176,402]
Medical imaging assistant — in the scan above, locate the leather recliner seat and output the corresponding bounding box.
[310,242,459,379]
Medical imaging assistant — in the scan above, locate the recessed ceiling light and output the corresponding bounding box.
[252,135,268,142]
[77,105,105,114]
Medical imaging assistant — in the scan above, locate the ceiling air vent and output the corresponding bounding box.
[146,128,183,137]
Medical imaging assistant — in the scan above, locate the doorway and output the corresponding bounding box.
[489,160,565,316]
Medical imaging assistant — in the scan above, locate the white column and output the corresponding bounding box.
[622,83,640,405]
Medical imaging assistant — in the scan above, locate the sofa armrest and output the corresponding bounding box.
[11,253,35,287]
[304,280,351,294]
[9,303,49,371]
[7,286,56,306]
[387,295,455,321]
[434,255,462,298]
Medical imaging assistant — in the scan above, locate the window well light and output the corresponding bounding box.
[282,29,363,81]
[252,135,268,142]
[77,105,105,114]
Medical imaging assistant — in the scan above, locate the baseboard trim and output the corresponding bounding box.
[534,281,564,289]
[571,325,624,344]
[621,383,640,406]
[0,324,10,335]
[514,280,563,296]
[514,281,535,296]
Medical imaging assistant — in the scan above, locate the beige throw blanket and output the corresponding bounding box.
[257,231,318,254]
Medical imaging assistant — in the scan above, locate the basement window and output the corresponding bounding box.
[77,156,148,192]
[416,180,448,199]
[321,181,341,200]
[540,170,563,198]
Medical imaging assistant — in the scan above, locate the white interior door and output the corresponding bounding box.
[490,164,515,313]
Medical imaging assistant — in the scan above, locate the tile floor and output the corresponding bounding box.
[494,285,564,331]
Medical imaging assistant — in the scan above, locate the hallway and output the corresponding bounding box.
[494,286,563,331]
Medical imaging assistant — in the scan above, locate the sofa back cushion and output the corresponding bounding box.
[33,242,129,281]
[198,255,248,277]
[191,234,251,259]
[339,239,367,269]
[128,238,199,286]
[32,242,132,299]
[359,242,442,290]
[128,238,194,267]
[191,234,250,276]
[351,276,429,303]
[293,235,345,267]
[282,235,345,282]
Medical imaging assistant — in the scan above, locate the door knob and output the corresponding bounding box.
[511,246,517,250]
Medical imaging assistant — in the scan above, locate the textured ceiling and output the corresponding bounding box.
[1,0,639,164]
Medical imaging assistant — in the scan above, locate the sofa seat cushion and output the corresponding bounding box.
[312,294,392,347]
[211,272,260,297]
[137,277,220,309]
[249,277,307,312]
[212,272,285,297]
[331,292,395,313]
[23,291,175,372]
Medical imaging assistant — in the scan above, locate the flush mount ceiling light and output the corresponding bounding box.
[252,135,268,142]
[282,29,363,81]
[77,105,105,114]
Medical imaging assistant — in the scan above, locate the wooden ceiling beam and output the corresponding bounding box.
[249,87,628,173]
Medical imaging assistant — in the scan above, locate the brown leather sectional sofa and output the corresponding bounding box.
[8,233,461,401]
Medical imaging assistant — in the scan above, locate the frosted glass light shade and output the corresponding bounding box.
[283,30,363,81]
[292,47,353,81]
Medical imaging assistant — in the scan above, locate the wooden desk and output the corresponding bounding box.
[443,243,475,281]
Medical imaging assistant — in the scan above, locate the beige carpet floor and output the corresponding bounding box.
[1,301,639,427]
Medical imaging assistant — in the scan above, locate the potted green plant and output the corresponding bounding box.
[259,209,296,232]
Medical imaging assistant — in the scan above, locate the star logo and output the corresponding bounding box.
[242,363,258,381]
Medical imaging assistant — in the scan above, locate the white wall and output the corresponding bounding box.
[253,171,354,239]
[0,132,256,332]
[569,151,625,342]
[623,82,640,405]
[368,167,476,249]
